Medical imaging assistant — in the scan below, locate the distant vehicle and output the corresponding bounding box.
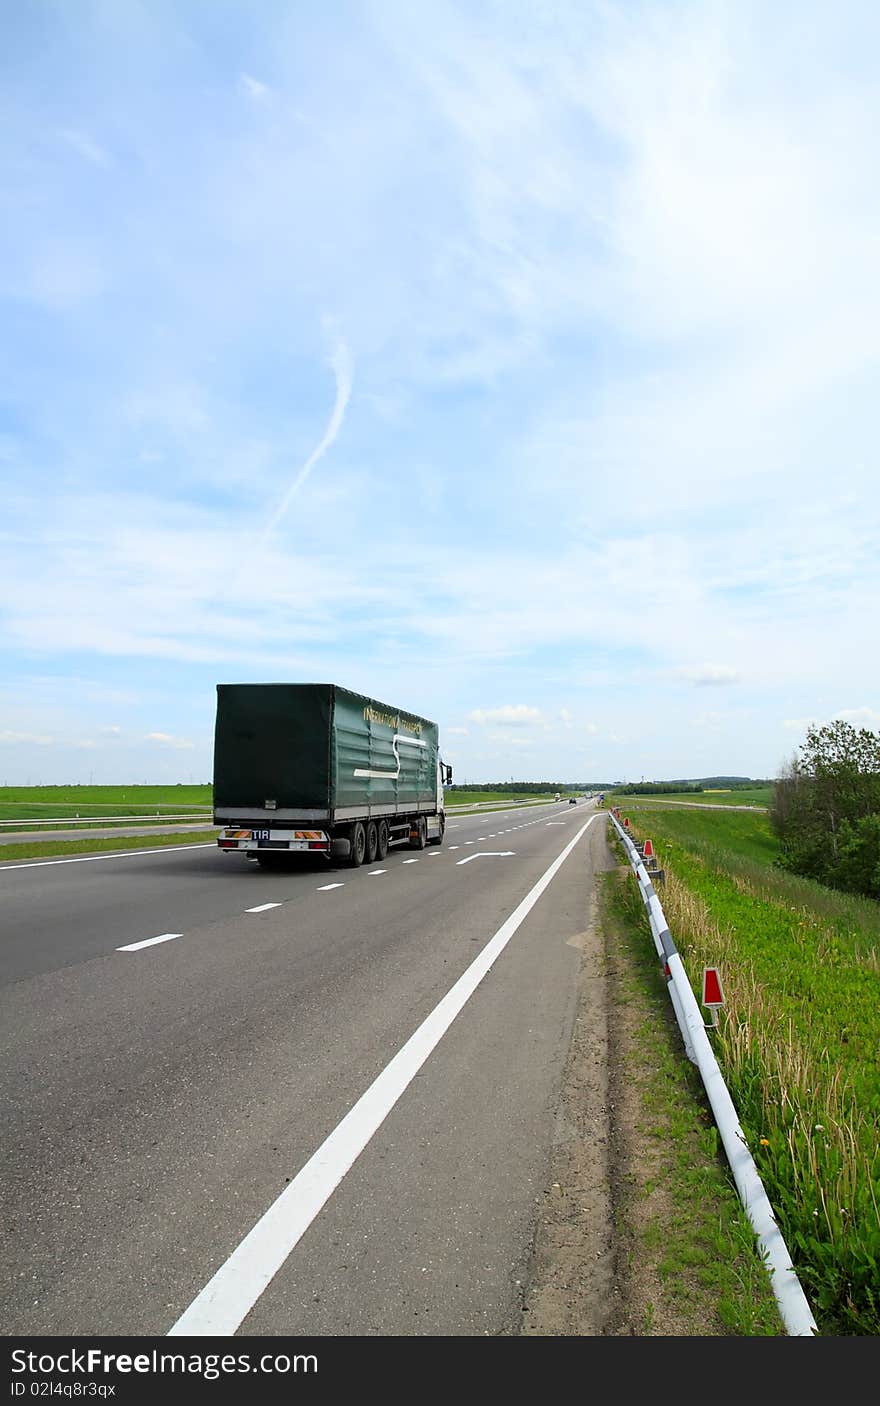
[569,796,577,805]
[555,792,561,801]
[213,683,453,867]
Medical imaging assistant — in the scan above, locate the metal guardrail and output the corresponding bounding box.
[607,809,818,1338]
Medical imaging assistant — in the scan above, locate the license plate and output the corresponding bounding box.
[252,829,271,841]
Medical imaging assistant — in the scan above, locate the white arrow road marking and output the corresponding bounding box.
[456,851,515,865]
[117,933,182,952]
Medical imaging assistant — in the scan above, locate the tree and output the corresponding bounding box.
[770,721,880,891]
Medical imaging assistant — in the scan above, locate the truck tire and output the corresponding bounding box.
[350,821,366,867]
[410,815,427,850]
[377,819,389,860]
[365,820,378,865]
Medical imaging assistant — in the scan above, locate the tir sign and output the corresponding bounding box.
[702,967,725,1027]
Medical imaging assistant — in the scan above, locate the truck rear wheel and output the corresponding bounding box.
[365,820,378,864]
[350,821,366,866]
[377,819,389,860]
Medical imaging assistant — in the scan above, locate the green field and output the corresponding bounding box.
[446,789,559,808]
[610,786,772,808]
[616,800,880,1335]
[0,785,214,861]
[0,784,211,822]
[0,784,564,823]
[0,785,562,861]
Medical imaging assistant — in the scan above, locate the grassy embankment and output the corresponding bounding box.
[605,794,880,1336]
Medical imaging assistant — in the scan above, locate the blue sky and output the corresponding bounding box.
[2,0,879,787]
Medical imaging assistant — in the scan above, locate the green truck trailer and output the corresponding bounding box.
[213,683,453,867]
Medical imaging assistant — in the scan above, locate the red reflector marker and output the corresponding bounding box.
[702,967,725,1027]
[702,967,724,1005]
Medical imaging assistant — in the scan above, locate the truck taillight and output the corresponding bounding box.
[308,840,327,850]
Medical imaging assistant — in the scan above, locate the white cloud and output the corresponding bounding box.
[469,705,542,726]
[239,73,271,101]
[254,333,354,549]
[835,707,880,728]
[674,665,740,688]
[3,2,879,786]
[146,732,195,750]
[0,731,54,745]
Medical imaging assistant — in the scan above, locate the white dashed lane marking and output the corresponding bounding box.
[117,933,182,953]
[109,805,577,955]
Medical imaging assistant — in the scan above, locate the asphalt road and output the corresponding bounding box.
[1,800,609,1337]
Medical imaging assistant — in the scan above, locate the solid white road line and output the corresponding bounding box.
[246,903,282,914]
[167,814,599,1337]
[117,933,182,953]
[2,844,216,872]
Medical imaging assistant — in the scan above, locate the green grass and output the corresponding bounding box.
[0,831,219,863]
[616,804,779,865]
[617,801,880,1335]
[600,866,784,1335]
